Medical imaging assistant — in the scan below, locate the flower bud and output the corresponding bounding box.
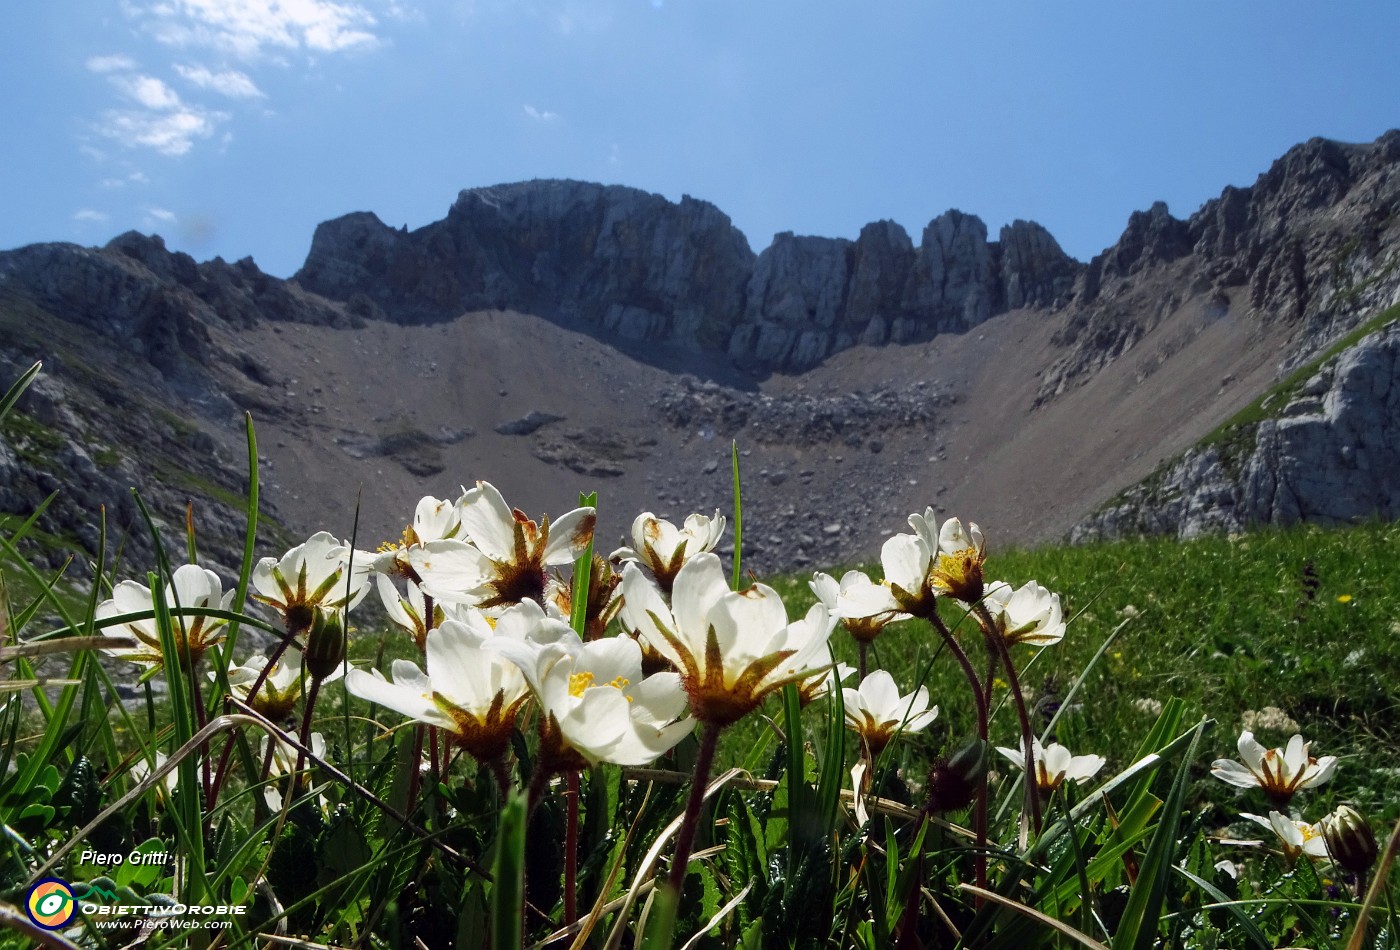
[925,738,986,815]
[303,608,346,682]
[1321,804,1378,875]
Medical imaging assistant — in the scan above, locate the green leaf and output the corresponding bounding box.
[1112,717,1210,950]
[571,490,598,637]
[491,793,527,950]
[730,441,743,590]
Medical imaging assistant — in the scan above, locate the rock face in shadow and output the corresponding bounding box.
[294,181,1081,371]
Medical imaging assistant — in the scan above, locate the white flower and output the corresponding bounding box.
[842,670,939,756]
[1241,811,1330,862]
[810,570,908,643]
[996,739,1105,795]
[619,553,835,727]
[982,580,1066,647]
[612,510,726,594]
[376,574,475,652]
[218,650,338,720]
[1210,731,1337,806]
[796,658,856,707]
[926,516,987,603]
[261,732,328,811]
[1239,706,1300,735]
[1132,697,1164,717]
[345,603,539,762]
[129,751,178,800]
[407,481,595,609]
[370,495,466,576]
[252,532,371,634]
[97,564,234,670]
[878,532,939,618]
[492,629,693,768]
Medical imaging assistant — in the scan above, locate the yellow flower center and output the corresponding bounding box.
[569,671,595,697]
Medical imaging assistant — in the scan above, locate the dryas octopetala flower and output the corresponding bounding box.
[982,580,1066,647]
[344,603,540,763]
[1210,731,1338,807]
[910,512,986,604]
[878,532,940,619]
[97,564,234,671]
[996,739,1105,797]
[810,570,909,643]
[406,481,595,610]
[619,552,835,728]
[612,510,726,595]
[491,628,693,770]
[1241,811,1329,862]
[842,670,939,757]
[371,495,465,577]
[218,650,340,721]
[544,553,623,641]
[261,732,328,811]
[252,532,371,636]
[796,657,856,708]
[376,574,475,652]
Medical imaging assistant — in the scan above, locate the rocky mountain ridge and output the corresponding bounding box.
[295,181,1079,372]
[3,129,1400,576]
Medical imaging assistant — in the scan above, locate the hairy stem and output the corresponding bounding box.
[975,602,1042,836]
[927,611,988,896]
[667,721,722,895]
[206,634,296,810]
[564,770,580,925]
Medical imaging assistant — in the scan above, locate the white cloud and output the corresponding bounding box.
[146,207,178,224]
[523,104,559,122]
[100,170,151,187]
[173,63,264,98]
[128,0,385,58]
[73,209,110,223]
[112,73,184,110]
[87,54,138,73]
[97,106,227,156]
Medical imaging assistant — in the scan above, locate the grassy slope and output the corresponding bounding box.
[738,521,1400,823]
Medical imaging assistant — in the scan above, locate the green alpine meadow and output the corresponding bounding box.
[0,355,1396,947]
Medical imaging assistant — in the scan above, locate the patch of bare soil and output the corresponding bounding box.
[242,287,1293,572]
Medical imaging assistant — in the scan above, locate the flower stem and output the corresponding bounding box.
[488,756,513,801]
[206,635,296,810]
[927,611,988,897]
[858,640,869,682]
[667,721,721,895]
[974,603,1043,836]
[291,676,323,787]
[525,759,553,818]
[564,769,580,925]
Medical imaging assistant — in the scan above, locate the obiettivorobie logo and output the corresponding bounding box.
[25,878,117,930]
[25,877,247,932]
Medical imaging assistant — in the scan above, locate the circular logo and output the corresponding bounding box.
[26,878,77,930]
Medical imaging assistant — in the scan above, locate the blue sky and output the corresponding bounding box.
[2,2,1398,279]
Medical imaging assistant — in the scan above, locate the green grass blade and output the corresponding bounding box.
[816,676,846,834]
[571,490,598,636]
[149,571,208,906]
[219,412,260,665]
[782,683,812,868]
[0,361,41,421]
[1111,717,1210,950]
[1173,866,1271,949]
[730,441,743,590]
[492,793,527,950]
